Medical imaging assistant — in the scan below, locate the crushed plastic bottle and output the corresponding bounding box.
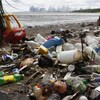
[66,76,87,93]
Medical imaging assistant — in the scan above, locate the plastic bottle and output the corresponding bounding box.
[84,36,98,47]
[25,40,40,49]
[63,43,75,51]
[91,72,100,77]
[0,73,24,86]
[43,37,63,48]
[56,45,62,54]
[90,86,100,99]
[58,50,83,64]
[66,76,87,93]
[35,34,47,44]
[81,65,100,73]
[74,43,86,51]
[84,46,96,59]
[0,71,5,77]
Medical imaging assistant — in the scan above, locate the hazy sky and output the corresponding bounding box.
[2,0,100,12]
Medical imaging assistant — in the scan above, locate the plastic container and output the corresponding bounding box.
[25,40,40,49]
[82,65,100,73]
[35,34,47,44]
[58,50,83,64]
[63,43,75,51]
[56,45,62,54]
[84,36,98,46]
[74,43,86,51]
[38,45,48,54]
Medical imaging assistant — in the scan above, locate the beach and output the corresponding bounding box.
[0,12,100,100]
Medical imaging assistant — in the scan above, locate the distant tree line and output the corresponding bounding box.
[29,6,71,12]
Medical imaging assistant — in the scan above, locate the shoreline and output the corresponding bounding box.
[24,21,96,37]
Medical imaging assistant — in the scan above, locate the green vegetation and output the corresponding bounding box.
[73,8,100,13]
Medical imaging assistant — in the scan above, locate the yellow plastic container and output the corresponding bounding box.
[38,45,48,54]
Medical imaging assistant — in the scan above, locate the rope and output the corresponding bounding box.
[5,0,20,10]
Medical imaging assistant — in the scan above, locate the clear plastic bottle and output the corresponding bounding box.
[66,76,87,93]
[82,65,100,73]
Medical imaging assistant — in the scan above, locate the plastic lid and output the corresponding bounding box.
[68,65,75,72]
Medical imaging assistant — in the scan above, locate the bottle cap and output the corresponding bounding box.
[68,65,75,72]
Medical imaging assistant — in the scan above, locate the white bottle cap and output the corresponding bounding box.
[68,65,75,72]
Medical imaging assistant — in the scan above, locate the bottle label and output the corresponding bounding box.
[3,75,15,83]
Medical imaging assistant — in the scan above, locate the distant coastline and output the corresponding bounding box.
[72,8,100,13]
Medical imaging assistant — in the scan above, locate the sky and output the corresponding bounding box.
[2,0,100,12]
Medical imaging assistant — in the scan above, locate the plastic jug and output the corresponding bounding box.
[58,50,83,64]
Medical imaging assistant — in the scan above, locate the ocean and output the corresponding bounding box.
[15,12,100,27]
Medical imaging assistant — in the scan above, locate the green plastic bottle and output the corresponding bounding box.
[0,71,5,77]
[0,74,24,86]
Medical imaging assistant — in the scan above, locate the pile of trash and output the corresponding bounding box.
[0,26,100,100]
